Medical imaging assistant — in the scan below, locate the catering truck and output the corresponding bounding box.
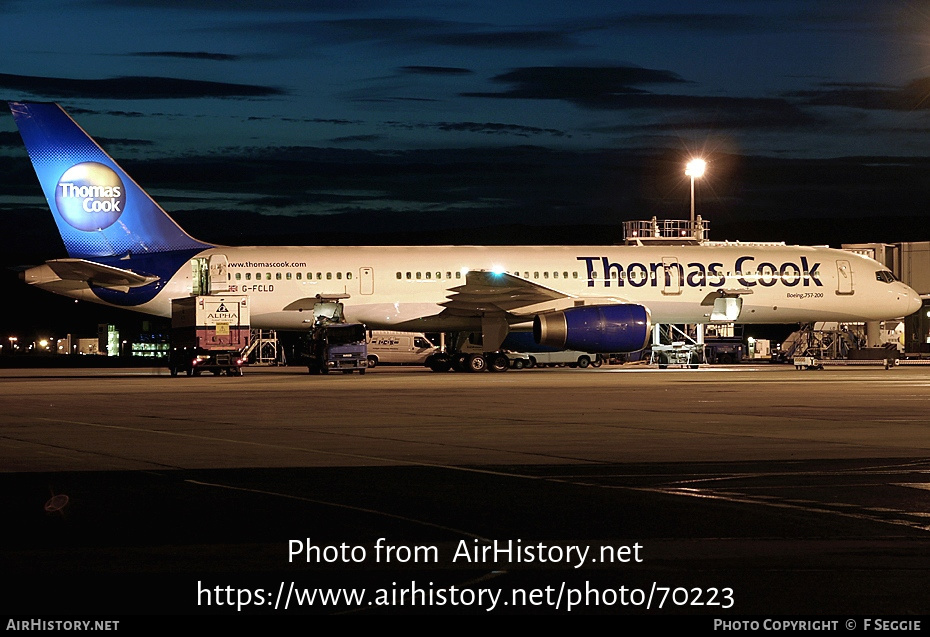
[168,295,250,376]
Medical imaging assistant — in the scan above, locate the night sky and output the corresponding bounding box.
[1,0,930,338]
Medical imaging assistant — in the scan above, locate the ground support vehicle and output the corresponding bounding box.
[304,322,368,375]
[366,331,439,368]
[169,296,250,376]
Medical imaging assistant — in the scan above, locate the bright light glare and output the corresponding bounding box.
[491,265,506,275]
[685,158,706,178]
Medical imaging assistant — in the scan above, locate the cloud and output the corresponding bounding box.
[463,65,818,129]
[787,78,930,111]
[385,120,567,138]
[586,12,792,34]
[464,66,687,105]
[399,66,473,76]
[414,30,580,50]
[330,134,383,143]
[238,17,583,51]
[130,51,241,62]
[0,130,23,148]
[0,72,285,100]
[91,0,386,12]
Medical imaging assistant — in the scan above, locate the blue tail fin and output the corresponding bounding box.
[10,102,212,258]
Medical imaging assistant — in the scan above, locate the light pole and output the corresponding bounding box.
[685,158,706,231]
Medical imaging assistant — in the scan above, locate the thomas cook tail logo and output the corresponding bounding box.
[54,162,126,232]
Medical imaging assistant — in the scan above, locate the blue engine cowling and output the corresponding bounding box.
[533,304,651,353]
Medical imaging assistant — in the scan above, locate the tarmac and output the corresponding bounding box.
[2,363,929,619]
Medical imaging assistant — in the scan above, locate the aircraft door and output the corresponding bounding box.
[360,267,374,295]
[209,254,229,293]
[661,257,682,295]
[836,259,853,295]
[191,258,208,295]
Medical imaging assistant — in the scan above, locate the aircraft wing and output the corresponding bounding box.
[438,270,571,317]
[45,258,160,293]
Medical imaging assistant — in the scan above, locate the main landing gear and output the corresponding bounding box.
[426,352,510,373]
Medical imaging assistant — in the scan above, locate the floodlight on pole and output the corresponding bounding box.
[685,158,706,231]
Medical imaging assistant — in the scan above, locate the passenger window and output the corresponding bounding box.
[573,272,578,279]
[416,272,421,279]
[563,272,568,279]
[265,273,271,281]
[396,272,402,279]
[327,272,332,280]
[347,272,352,280]
[286,272,291,280]
[406,272,412,280]
[336,272,342,280]
[446,272,452,279]
[425,271,431,279]
[455,272,461,279]
[296,273,301,280]
[246,273,251,281]
[235,273,241,281]
[534,272,539,279]
[276,272,282,280]
[544,272,549,279]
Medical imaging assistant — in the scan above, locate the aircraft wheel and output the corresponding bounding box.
[427,354,452,372]
[466,354,487,372]
[488,353,509,373]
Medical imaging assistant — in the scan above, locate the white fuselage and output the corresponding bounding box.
[94,243,920,330]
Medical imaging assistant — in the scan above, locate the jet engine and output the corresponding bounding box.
[533,304,651,353]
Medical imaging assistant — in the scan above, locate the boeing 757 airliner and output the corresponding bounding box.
[8,102,923,370]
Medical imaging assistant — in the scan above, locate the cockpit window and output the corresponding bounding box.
[875,270,897,283]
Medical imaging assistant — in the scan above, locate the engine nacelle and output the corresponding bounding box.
[533,304,651,353]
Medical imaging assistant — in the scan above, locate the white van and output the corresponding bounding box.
[525,350,601,368]
[366,331,440,367]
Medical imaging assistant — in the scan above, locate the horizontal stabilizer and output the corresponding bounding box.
[45,258,159,293]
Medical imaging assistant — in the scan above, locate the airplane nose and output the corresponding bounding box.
[907,290,923,316]
[900,282,924,316]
